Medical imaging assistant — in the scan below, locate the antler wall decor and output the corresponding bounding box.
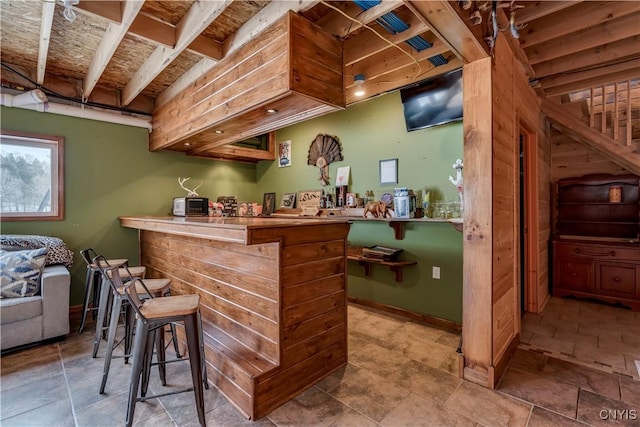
[178,177,202,197]
[307,134,344,186]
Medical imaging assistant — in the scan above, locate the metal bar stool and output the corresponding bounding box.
[92,258,147,358]
[78,248,130,334]
[94,256,174,394]
[115,269,209,427]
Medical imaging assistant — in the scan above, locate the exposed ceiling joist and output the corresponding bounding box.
[321,0,404,38]
[345,54,462,104]
[346,36,448,84]
[122,0,232,105]
[525,13,640,65]
[515,1,581,25]
[128,14,223,60]
[75,0,122,23]
[404,0,487,63]
[519,1,640,48]
[83,0,145,98]
[155,1,320,109]
[534,36,640,79]
[37,0,55,85]
[544,62,640,97]
[344,12,427,66]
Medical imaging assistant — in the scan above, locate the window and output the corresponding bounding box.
[1,130,64,221]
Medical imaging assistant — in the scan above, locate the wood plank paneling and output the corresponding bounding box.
[283,290,346,328]
[491,34,517,374]
[124,218,350,420]
[150,11,344,153]
[462,56,494,386]
[463,31,552,386]
[551,133,629,181]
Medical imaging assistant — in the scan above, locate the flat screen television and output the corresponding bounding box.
[400,68,463,132]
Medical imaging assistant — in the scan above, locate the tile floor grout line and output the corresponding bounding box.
[58,343,80,427]
[313,382,381,425]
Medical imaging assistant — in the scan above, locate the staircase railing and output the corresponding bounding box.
[587,80,637,148]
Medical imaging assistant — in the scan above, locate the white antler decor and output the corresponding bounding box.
[448,159,464,212]
[178,177,202,197]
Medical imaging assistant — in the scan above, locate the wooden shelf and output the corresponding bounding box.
[347,245,416,282]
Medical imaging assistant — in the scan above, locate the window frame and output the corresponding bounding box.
[0,129,65,221]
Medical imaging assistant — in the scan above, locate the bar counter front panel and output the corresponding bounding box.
[120,216,351,419]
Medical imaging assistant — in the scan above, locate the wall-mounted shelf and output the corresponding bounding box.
[273,208,461,240]
[347,245,416,282]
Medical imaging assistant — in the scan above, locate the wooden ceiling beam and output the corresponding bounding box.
[543,99,640,175]
[83,0,144,98]
[519,1,640,48]
[75,0,122,23]
[128,14,222,60]
[525,13,640,65]
[515,1,581,25]
[346,36,449,84]
[344,12,428,66]
[320,0,404,39]
[122,0,232,106]
[346,54,462,105]
[156,1,319,109]
[534,36,640,79]
[129,14,175,46]
[543,67,640,98]
[404,0,487,63]
[542,58,640,90]
[37,1,55,85]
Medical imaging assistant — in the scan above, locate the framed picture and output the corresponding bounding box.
[262,192,276,216]
[335,166,350,187]
[280,192,296,209]
[379,158,398,185]
[278,140,292,167]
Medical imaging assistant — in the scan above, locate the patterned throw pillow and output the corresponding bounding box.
[0,247,48,298]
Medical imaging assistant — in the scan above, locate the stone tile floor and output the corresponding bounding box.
[1,301,638,426]
[521,297,640,380]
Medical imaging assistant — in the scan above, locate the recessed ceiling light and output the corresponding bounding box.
[214,130,224,134]
[266,108,278,114]
[184,142,191,146]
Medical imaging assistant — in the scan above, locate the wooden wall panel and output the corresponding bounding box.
[462,56,494,386]
[551,132,629,181]
[151,15,290,150]
[492,34,517,367]
[462,32,551,386]
[125,218,350,420]
[290,12,344,107]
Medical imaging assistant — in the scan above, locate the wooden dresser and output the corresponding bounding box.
[552,174,640,311]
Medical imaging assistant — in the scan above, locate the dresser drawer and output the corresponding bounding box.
[554,242,640,262]
[596,262,639,298]
[554,257,593,293]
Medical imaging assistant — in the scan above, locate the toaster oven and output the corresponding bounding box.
[172,197,208,216]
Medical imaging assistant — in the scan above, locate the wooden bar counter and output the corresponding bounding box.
[119,216,351,420]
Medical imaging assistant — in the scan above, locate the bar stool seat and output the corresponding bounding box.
[108,266,147,279]
[138,294,200,319]
[93,260,147,358]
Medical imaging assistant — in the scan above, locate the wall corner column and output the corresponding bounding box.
[461,57,494,387]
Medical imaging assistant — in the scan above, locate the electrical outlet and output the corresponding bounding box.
[432,266,440,279]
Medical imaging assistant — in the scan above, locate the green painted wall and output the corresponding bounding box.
[257,91,463,322]
[0,106,257,305]
[1,90,464,322]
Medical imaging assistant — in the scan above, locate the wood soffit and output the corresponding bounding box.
[0,0,638,158]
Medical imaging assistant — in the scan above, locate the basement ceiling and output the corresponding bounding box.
[0,1,638,118]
